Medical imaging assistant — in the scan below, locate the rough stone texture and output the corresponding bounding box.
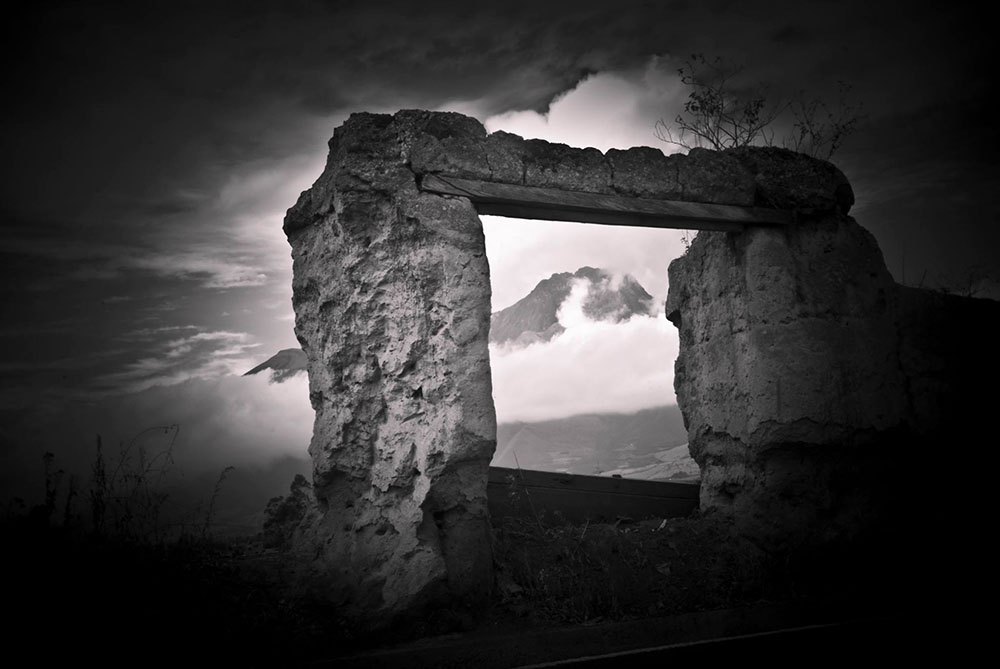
[523,139,613,193]
[666,216,906,545]
[483,131,528,184]
[404,110,492,180]
[262,474,317,550]
[285,111,496,622]
[666,156,1000,547]
[726,146,854,217]
[402,113,787,208]
[673,148,756,205]
[607,147,682,199]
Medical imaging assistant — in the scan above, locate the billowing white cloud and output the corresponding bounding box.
[490,280,678,423]
[114,373,313,472]
[483,57,688,153]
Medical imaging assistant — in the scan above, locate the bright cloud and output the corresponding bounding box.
[490,281,678,423]
[483,56,688,153]
[482,215,687,313]
[121,372,313,472]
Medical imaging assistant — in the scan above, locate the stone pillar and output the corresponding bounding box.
[665,148,910,546]
[283,112,496,619]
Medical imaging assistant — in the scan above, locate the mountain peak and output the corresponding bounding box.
[244,348,307,382]
[490,267,653,347]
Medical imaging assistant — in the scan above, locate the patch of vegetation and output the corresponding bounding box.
[2,513,343,665]
[5,438,919,665]
[492,513,772,624]
[655,53,865,159]
[488,471,908,627]
[1,433,344,665]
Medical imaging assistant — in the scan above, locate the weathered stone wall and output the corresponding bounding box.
[283,112,497,620]
[666,150,1000,547]
[398,110,774,207]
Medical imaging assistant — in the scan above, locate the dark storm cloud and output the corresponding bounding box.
[3,0,992,232]
[0,210,283,408]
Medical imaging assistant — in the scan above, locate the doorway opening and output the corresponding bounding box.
[481,215,698,486]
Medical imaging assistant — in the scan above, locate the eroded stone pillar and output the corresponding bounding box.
[283,112,496,618]
[666,148,910,546]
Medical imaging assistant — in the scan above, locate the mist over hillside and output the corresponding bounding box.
[491,266,654,348]
[488,266,677,422]
[485,269,691,480]
[493,405,695,481]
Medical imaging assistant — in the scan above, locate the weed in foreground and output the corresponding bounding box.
[492,511,791,624]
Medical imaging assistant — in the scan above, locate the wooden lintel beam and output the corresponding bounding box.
[420,174,794,231]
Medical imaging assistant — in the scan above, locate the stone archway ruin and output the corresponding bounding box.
[281,110,1000,622]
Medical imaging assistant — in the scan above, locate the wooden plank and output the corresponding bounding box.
[421,174,793,231]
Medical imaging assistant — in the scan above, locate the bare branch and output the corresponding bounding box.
[656,55,862,159]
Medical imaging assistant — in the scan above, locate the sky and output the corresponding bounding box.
[1,0,996,506]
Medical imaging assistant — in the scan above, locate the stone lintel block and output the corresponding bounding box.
[484,131,528,184]
[727,146,855,216]
[673,148,756,206]
[399,110,492,180]
[523,139,613,193]
[607,146,682,199]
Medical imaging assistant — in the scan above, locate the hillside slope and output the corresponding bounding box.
[493,405,692,479]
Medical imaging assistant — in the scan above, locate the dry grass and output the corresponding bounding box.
[492,512,775,625]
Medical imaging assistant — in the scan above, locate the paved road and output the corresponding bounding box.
[516,617,951,667]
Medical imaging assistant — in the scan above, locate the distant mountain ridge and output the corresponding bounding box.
[243,348,307,382]
[490,266,653,348]
[493,405,695,481]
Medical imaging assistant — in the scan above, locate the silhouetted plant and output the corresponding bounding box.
[27,425,242,544]
[202,465,235,539]
[91,424,180,542]
[655,54,785,152]
[933,265,999,299]
[785,81,865,160]
[62,474,77,528]
[42,451,63,523]
[90,435,107,534]
[656,53,864,160]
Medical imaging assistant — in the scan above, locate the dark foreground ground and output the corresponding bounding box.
[2,506,980,668]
